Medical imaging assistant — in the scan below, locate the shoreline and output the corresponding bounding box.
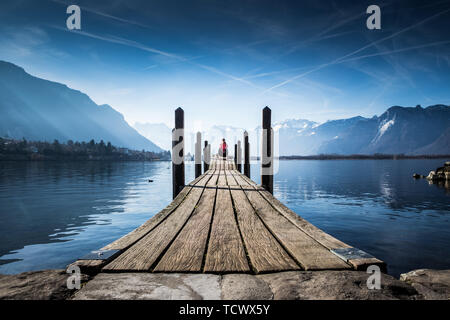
[2,156,449,162]
[0,158,171,162]
[1,268,448,300]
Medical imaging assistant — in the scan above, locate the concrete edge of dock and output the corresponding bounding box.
[1,268,449,300]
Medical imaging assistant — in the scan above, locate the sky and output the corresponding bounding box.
[0,0,449,131]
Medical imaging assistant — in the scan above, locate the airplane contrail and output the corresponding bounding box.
[49,0,157,30]
[51,26,261,89]
[338,40,450,63]
[265,8,450,92]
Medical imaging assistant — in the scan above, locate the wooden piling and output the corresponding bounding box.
[206,144,211,170]
[195,132,202,178]
[172,108,185,199]
[234,144,237,164]
[237,140,242,172]
[203,140,209,173]
[244,131,250,178]
[261,106,273,194]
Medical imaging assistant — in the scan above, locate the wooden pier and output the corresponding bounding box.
[74,158,385,274]
[72,107,385,275]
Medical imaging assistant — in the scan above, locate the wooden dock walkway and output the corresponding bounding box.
[73,157,385,274]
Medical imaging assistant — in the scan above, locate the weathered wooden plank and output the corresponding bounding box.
[154,171,219,272]
[242,171,386,270]
[227,160,234,170]
[257,188,351,251]
[210,159,216,170]
[239,170,383,271]
[240,172,384,270]
[204,183,249,273]
[103,176,205,252]
[227,173,299,273]
[239,172,258,186]
[217,170,228,187]
[103,173,212,271]
[348,257,386,272]
[234,174,351,270]
[225,169,238,186]
[71,173,209,272]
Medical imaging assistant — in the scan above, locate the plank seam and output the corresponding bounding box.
[147,171,215,272]
[225,171,257,274]
[237,172,353,269]
[202,167,220,272]
[230,172,304,271]
[200,179,219,272]
[112,183,194,248]
[76,176,205,271]
[256,186,353,265]
[234,174,307,270]
[240,172,342,250]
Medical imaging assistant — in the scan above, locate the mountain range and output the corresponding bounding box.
[272,104,449,155]
[136,105,449,156]
[0,61,162,152]
[1,61,448,156]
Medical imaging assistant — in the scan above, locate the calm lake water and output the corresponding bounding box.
[0,159,449,277]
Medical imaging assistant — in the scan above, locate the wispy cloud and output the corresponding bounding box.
[51,26,261,89]
[338,40,450,63]
[50,0,157,30]
[264,8,450,92]
[275,3,391,60]
[192,63,261,89]
[0,25,69,59]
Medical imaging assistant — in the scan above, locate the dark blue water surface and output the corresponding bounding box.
[0,159,449,277]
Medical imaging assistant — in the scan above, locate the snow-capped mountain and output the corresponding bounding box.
[134,104,449,157]
[318,105,449,155]
[133,123,248,156]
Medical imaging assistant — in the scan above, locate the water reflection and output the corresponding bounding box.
[0,159,448,278]
[0,161,194,274]
[266,159,450,277]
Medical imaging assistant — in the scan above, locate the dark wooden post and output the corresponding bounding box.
[244,131,250,178]
[203,140,209,172]
[172,107,185,199]
[237,140,242,172]
[234,144,237,166]
[261,106,273,194]
[207,143,211,171]
[195,132,201,178]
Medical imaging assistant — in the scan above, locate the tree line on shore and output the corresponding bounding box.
[0,138,171,161]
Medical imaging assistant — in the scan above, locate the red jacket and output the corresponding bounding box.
[221,142,227,152]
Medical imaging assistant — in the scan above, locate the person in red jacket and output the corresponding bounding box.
[220,139,228,158]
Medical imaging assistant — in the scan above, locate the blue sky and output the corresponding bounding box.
[0,0,449,130]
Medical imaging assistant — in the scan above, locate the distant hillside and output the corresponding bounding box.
[0,61,162,152]
[133,122,171,151]
[0,137,170,161]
